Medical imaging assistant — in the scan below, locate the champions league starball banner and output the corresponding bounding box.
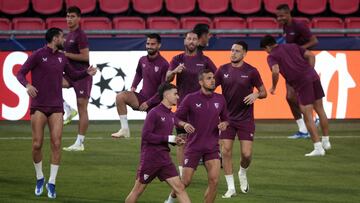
[0,50,359,120]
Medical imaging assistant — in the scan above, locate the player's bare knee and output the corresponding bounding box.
[222,147,232,157]
[51,139,61,150]
[32,141,43,151]
[173,182,186,194]
[208,176,219,187]
[241,152,252,162]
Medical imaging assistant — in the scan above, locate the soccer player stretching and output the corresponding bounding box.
[165,69,229,203]
[125,83,192,203]
[260,35,331,156]
[215,41,267,197]
[16,28,96,198]
[112,33,169,138]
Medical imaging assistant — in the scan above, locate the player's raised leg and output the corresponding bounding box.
[204,159,221,203]
[166,176,191,203]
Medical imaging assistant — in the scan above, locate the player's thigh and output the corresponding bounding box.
[204,159,221,181]
[285,83,297,98]
[165,176,185,192]
[121,91,140,108]
[130,179,148,195]
[182,167,195,186]
[221,139,234,154]
[30,110,48,143]
[240,140,253,158]
[77,97,89,109]
[47,113,64,143]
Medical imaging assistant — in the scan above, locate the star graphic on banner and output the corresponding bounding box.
[107,103,116,109]
[90,97,101,108]
[96,62,109,72]
[94,75,112,93]
[115,67,126,79]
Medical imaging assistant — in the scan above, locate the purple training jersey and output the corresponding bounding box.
[64,27,89,70]
[176,90,228,153]
[215,62,263,132]
[16,46,89,108]
[132,53,169,106]
[283,19,313,46]
[140,103,179,167]
[170,53,217,105]
[267,44,319,91]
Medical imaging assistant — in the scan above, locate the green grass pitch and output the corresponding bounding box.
[0,120,359,203]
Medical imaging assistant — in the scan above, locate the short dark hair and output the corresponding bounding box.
[45,27,63,43]
[260,35,277,48]
[234,41,248,52]
[198,69,214,81]
[276,4,290,12]
[193,23,209,38]
[67,6,81,16]
[146,33,161,43]
[158,82,177,101]
[184,31,198,39]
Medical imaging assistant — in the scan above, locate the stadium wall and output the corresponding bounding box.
[0,37,359,120]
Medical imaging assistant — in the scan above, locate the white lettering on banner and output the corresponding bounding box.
[2,52,29,120]
[315,51,356,119]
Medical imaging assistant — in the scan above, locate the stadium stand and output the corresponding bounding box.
[180,17,213,29]
[46,17,67,30]
[311,17,345,37]
[132,0,163,14]
[165,0,196,14]
[263,0,294,14]
[0,0,29,15]
[247,17,279,36]
[81,17,112,37]
[65,0,96,14]
[345,17,360,36]
[231,0,261,14]
[113,17,145,37]
[198,0,229,14]
[213,17,247,36]
[32,0,63,15]
[329,0,359,15]
[0,18,11,38]
[12,17,45,38]
[99,0,129,14]
[296,0,327,15]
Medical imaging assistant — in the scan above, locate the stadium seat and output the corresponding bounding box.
[345,17,360,36]
[329,0,359,15]
[65,0,96,14]
[32,0,63,15]
[132,0,162,14]
[0,0,29,14]
[81,17,112,38]
[181,17,213,29]
[296,0,327,14]
[264,0,294,14]
[293,17,310,27]
[198,0,229,14]
[46,17,68,30]
[213,17,246,36]
[12,18,45,38]
[231,0,261,14]
[113,17,146,37]
[165,0,196,14]
[147,17,180,29]
[311,17,344,37]
[247,17,279,36]
[0,18,11,38]
[99,0,129,14]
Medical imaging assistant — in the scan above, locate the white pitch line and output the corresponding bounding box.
[0,135,359,140]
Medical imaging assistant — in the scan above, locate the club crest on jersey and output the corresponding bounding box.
[154,66,159,72]
[142,63,146,68]
[161,117,166,122]
[58,57,62,63]
[214,103,219,109]
[196,103,202,108]
[241,75,248,78]
[224,74,229,78]
[196,64,204,67]
[184,159,189,165]
[42,57,47,62]
[144,174,149,181]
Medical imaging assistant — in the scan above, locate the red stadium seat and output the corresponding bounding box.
[0,0,29,14]
[165,0,196,14]
[293,17,310,27]
[345,17,360,36]
[65,0,96,14]
[213,17,246,37]
[329,0,359,15]
[81,17,112,38]
[311,17,344,37]
[247,17,279,36]
[264,0,294,14]
[113,17,145,37]
[12,18,45,38]
[181,17,213,29]
[297,0,327,15]
[198,0,229,14]
[46,17,68,30]
[231,0,261,14]
[99,0,129,14]
[132,0,162,14]
[0,18,11,38]
[32,0,63,15]
[147,17,180,29]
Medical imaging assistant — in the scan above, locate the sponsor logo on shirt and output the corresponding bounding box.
[250,133,254,137]
[196,64,204,67]
[42,57,47,62]
[224,73,229,78]
[195,103,202,108]
[289,32,295,35]
[69,39,75,43]
[184,159,189,165]
[58,57,62,63]
[241,75,248,78]
[214,103,219,109]
[142,63,146,68]
[144,174,149,181]
[154,66,159,72]
[161,117,166,122]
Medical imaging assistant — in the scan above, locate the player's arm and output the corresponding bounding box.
[64,48,89,62]
[303,50,316,68]
[218,97,229,131]
[142,112,178,145]
[270,64,280,95]
[244,85,267,105]
[131,61,143,91]
[301,35,318,50]
[64,62,96,81]
[214,68,222,87]
[166,64,185,82]
[16,53,38,97]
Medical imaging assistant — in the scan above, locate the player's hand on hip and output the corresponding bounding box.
[175,136,186,146]
[218,121,229,131]
[87,65,97,76]
[139,102,149,111]
[26,84,38,98]
[184,123,195,133]
[175,63,185,73]
[269,87,276,95]
[244,92,259,105]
